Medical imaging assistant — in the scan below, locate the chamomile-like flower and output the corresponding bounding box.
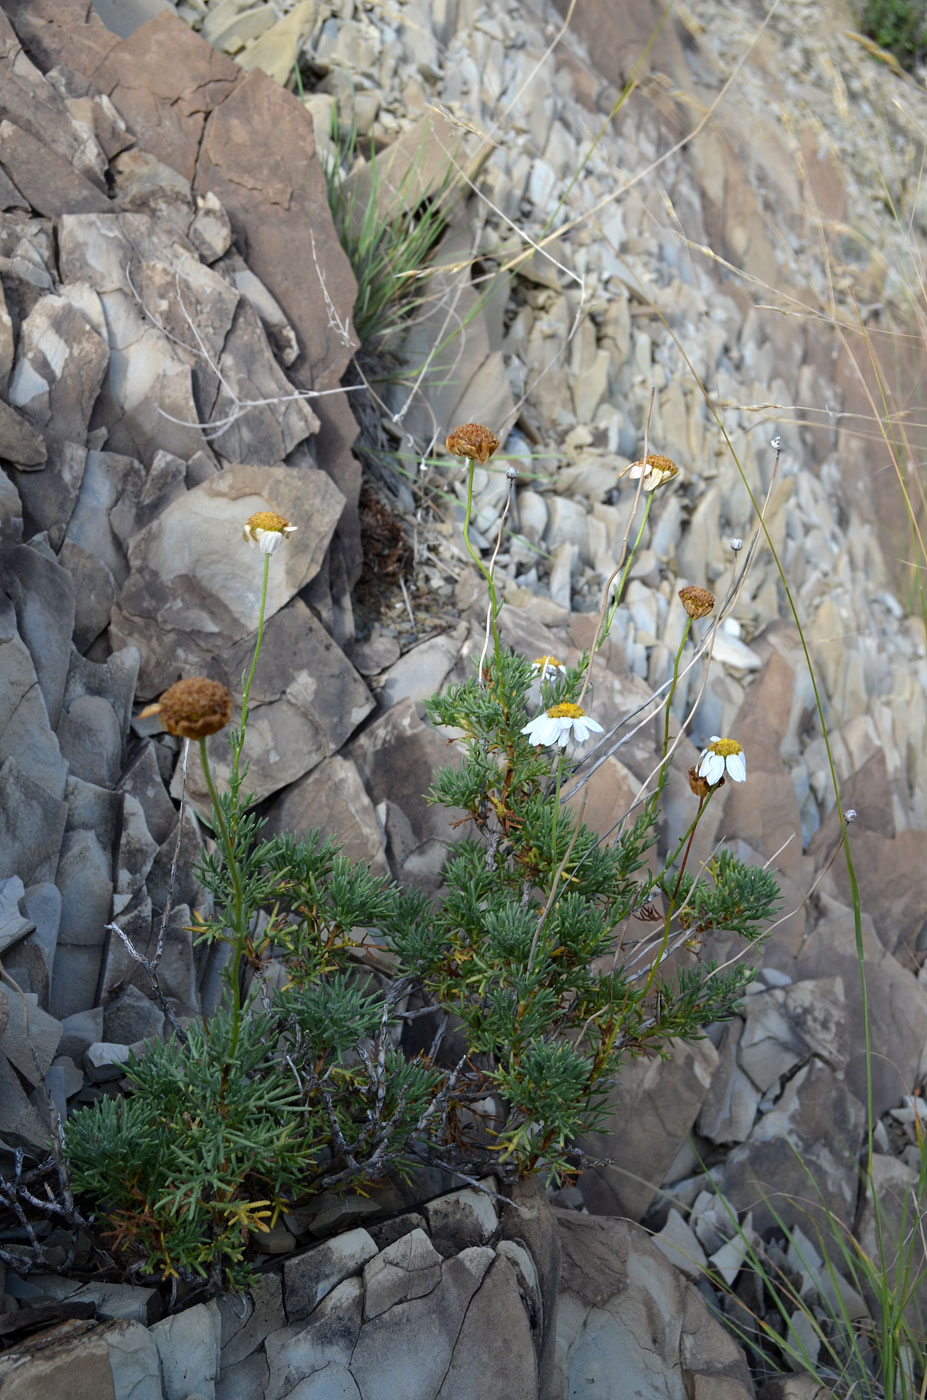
[696,736,747,787]
[242,511,296,555]
[619,452,680,491]
[529,655,567,679]
[521,702,604,748]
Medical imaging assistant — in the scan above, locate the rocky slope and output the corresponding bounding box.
[0,0,926,1394]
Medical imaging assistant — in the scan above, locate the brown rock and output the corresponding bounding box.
[720,1057,866,1236]
[0,1318,115,1400]
[0,120,110,217]
[263,754,390,878]
[578,1037,720,1221]
[1,0,119,77]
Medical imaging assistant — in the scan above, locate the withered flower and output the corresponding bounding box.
[678,585,715,619]
[139,677,233,740]
[620,453,680,491]
[688,764,713,800]
[445,423,501,464]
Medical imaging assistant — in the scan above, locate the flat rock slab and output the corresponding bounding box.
[111,463,345,697]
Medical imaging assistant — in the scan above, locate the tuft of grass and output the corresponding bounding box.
[324,113,458,349]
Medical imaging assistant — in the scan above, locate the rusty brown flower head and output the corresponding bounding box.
[139,677,233,740]
[445,423,500,465]
[620,453,680,491]
[688,764,713,800]
[678,585,715,619]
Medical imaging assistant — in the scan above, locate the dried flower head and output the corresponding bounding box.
[688,764,712,800]
[445,423,501,464]
[620,453,680,491]
[243,511,296,555]
[521,702,604,748]
[696,736,746,787]
[139,677,233,740]
[678,585,715,619]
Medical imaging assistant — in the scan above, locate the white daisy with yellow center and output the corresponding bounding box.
[242,511,297,556]
[529,655,567,679]
[521,702,604,749]
[696,736,746,786]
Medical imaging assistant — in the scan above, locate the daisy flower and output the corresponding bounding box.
[695,736,746,787]
[521,702,604,748]
[529,655,567,679]
[619,453,680,491]
[242,510,297,555]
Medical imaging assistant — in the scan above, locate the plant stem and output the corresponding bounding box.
[640,792,712,1000]
[463,457,502,673]
[198,739,248,1058]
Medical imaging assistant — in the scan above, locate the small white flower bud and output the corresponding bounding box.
[844,808,857,823]
[730,537,744,552]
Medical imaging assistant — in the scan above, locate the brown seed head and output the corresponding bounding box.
[445,423,501,464]
[678,585,715,619]
[141,677,233,740]
[688,764,714,799]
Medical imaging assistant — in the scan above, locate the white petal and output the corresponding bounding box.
[584,717,604,734]
[698,751,725,786]
[726,752,746,782]
[709,735,722,743]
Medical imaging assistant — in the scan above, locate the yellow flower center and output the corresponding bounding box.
[534,655,563,668]
[245,510,291,535]
[547,703,585,719]
[708,738,743,757]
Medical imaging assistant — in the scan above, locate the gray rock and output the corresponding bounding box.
[98,899,198,1015]
[57,538,118,653]
[217,1270,283,1367]
[362,1229,443,1321]
[84,1040,132,1081]
[216,1351,269,1400]
[0,982,61,1081]
[738,977,848,1093]
[0,601,67,801]
[435,1254,537,1400]
[0,397,47,466]
[697,1018,761,1145]
[63,644,139,748]
[379,625,466,710]
[110,463,345,698]
[350,1247,495,1398]
[59,446,145,579]
[652,1207,708,1280]
[8,291,109,448]
[0,119,110,218]
[553,1211,753,1400]
[103,984,164,1046]
[0,756,68,884]
[120,742,178,847]
[0,1051,52,1150]
[100,1317,164,1400]
[52,827,112,1016]
[0,1307,116,1396]
[113,792,159,912]
[58,694,123,788]
[284,1228,379,1324]
[265,1278,365,1400]
[45,1054,84,1120]
[422,1186,498,1258]
[151,1300,221,1400]
[12,440,87,548]
[58,1005,104,1059]
[176,598,373,810]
